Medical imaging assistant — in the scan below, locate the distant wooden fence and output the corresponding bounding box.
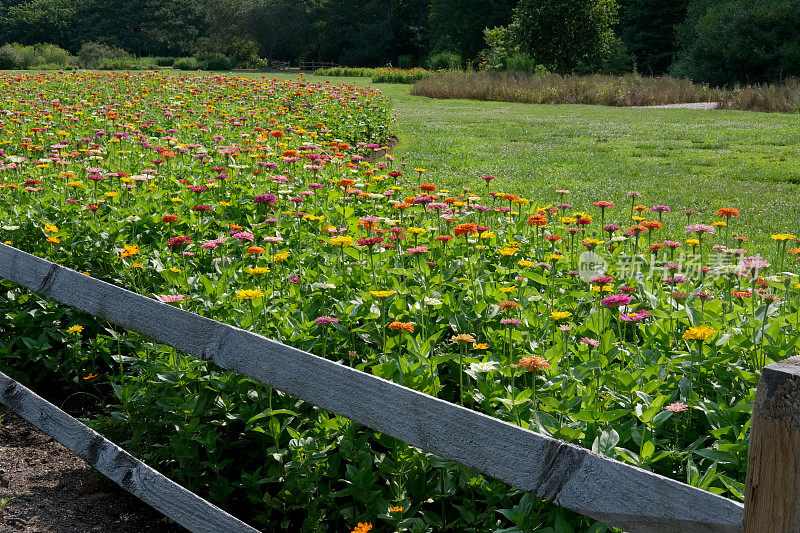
[2,242,793,532]
[267,60,290,71]
[299,61,338,71]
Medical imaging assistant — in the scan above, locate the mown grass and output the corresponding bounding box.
[412,71,800,113]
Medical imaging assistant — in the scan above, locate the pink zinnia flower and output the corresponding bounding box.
[406,246,429,254]
[232,232,254,242]
[580,337,600,347]
[315,316,339,325]
[665,402,688,413]
[686,224,715,234]
[601,294,632,307]
[157,294,185,304]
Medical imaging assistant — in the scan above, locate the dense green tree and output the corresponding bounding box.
[428,0,515,63]
[510,0,618,73]
[672,0,800,85]
[617,0,688,74]
[1,0,78,49]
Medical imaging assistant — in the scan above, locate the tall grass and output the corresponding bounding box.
[411,71,800,113]
[411,71,725,106]
[717,79,800,113]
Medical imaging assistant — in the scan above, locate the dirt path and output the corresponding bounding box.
[632,102,719,109]
[0,406,184,532]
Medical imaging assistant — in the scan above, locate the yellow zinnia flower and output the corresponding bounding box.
[682,326,716,342]
[330,236,354,247]
[236,289,264,300]
[370,290,397,298]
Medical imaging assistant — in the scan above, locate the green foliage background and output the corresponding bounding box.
[1,0,800,84]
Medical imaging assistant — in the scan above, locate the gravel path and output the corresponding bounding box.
[0,406,184,532]
[631,102,719,109]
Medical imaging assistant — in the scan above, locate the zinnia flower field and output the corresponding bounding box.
[1,71,799,532]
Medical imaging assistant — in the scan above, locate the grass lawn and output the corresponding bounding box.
[279,73,800,249]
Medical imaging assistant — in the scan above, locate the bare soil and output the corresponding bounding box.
[0,405,184,532]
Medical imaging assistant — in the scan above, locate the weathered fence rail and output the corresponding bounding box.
[0,243,753,532]
[0,370,258,533]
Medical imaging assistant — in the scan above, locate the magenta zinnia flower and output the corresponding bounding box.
[254,193,277,205]
[601,294,632,307]
[500,318,522,325]
[620,309,650,322]
[315,316,340,325]
[357,236,383,247]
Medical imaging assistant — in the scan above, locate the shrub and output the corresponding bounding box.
[34,43,73,67]
[78,42,128,69]
[427,51,461,70]
[479,26,515,71]
[174,57,200,70]
[371,67,449,83]
[600,36,637,75]
[196,53,232,71]
[315,67,376,77]
[397,54,414,69]
[229,39,261,68]
[0,43,75,70]
[0,44,25,70]
[505,52,539,73]
[153,57,177,67]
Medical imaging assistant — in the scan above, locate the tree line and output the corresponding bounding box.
[0,0,798,85]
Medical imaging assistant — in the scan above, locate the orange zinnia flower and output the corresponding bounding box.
[515,356,550,372]
[388,321,414,332]
[453,223,478,237]
[247,246,265,255]
[716,207,739,218]
[640,220,662,231]
[527,214,547,226]
[450,333,476,345]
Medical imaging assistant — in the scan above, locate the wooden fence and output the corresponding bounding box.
[299,61,339,71]
[1,242,792,532]
[0,370,258,533]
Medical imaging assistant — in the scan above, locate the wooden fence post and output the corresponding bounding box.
[743,356,800,531]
